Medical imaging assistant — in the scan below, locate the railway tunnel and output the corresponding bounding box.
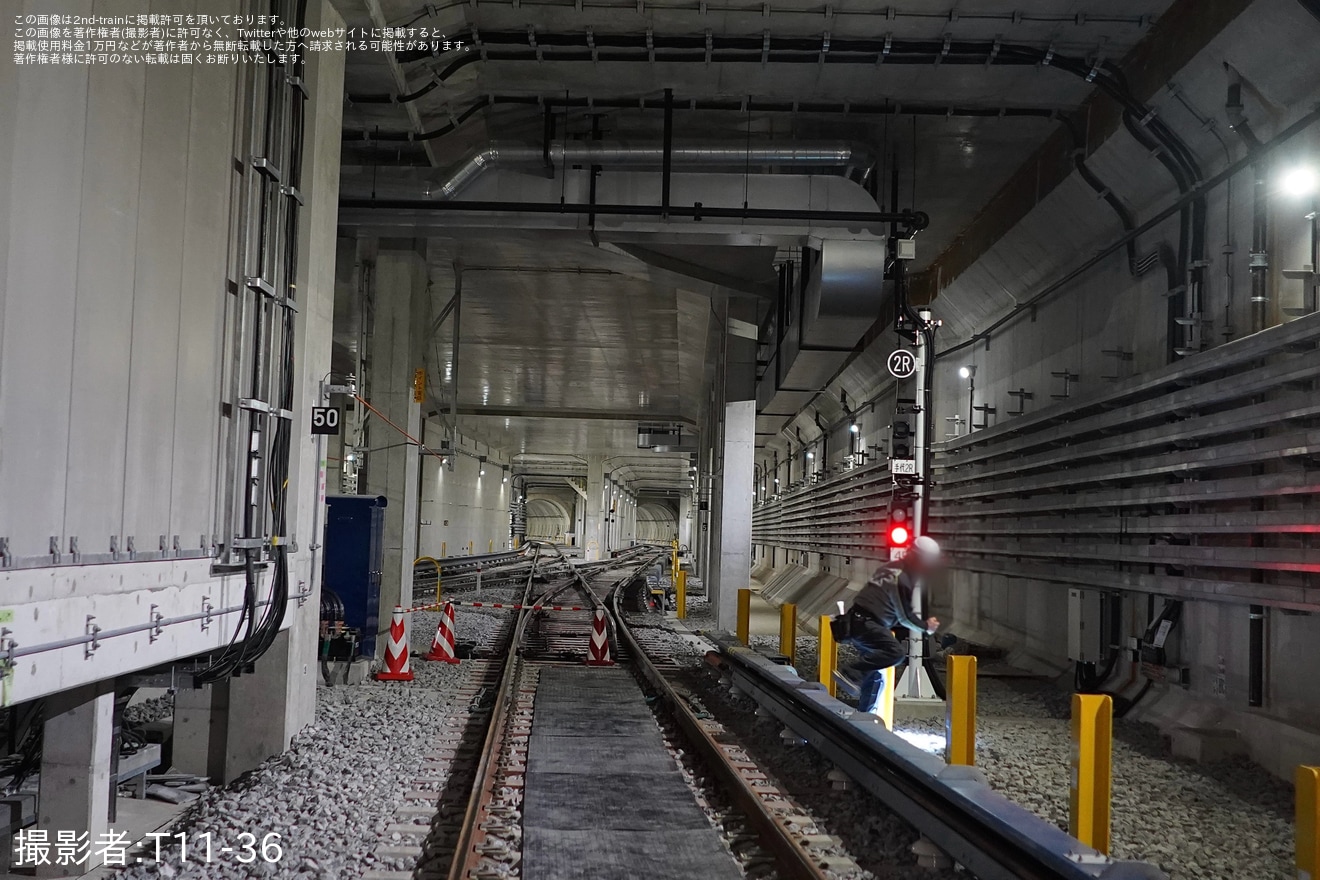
[2,0,1320,878]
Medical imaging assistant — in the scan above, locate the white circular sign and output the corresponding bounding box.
[887,349,917,379]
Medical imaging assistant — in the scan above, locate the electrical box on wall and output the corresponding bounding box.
[1068,588,1104,662]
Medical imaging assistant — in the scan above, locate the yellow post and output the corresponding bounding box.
[489,539,493,552]
[877,667,896,730]
[1069,693,1113,854]
[1299,766,1320,880]
[817,615,837,697]
[946,655,978,765]
[778,603,797,666]
[468,541,473,554]
[675,570,687,619]
[414,556,442,607]
[671,539,679,603]
[736,588,752,646]
[441,541,446,558]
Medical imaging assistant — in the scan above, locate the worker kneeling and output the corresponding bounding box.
[833,536,942,714]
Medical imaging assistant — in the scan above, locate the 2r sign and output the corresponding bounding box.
[887,349,918,379]
[311,407,340,435]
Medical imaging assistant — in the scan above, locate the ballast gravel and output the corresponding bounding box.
[109,586,1294,880]
[683,594,1295,880]
[893,676,1296,880]
[111,619,485,879]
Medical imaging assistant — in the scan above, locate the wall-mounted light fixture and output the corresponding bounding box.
[1281,165,1317,199]
[959,365,977,429]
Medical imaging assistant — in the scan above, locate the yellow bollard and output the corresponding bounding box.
[1069,694,1113,854]
[945,655,977,765]
[877,666,896,731]
[489,539,494,552]
[1299,766,1320,880]
[779,603,797,666]
[675,570,687,619]
[441,542,447,558]
[468,541,473,554]
[817,615,837,697]
[736,589,752,646]
[414,556,442,607]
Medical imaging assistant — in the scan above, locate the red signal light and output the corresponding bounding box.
[888,524,911,547]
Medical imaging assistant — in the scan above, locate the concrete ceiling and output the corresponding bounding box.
[331,0,1188,487]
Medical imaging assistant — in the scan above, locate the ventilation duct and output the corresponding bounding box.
[758,240,889,426]
[434,140,872,200]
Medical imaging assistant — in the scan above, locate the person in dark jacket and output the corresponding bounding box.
[839,536,942,714]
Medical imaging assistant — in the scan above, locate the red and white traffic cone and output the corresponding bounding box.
[376,606,414,681]
[586,608,613,666]
[425,602,460,664]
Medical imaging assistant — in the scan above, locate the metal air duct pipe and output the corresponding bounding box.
[1226,65,1272,333]
[432,140,870,200]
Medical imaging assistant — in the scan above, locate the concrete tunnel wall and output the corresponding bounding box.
[417,431,515,558]
[751,0,1320,779]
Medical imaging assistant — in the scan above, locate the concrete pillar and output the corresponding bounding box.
[226,630,303,778]
[707,298,758,632]
[366,245,427,646]
[679,494,693,556]
[710,400,756,631]
[584,455,605,559]
[36,684,114,877]
[172,682,230,783]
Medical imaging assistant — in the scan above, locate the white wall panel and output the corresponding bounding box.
[62,0,145,551]
[0,0,92,558]
[171,0,236,548]
[0,5,15,426]
[419,442,514,557]
[121,33,192,551]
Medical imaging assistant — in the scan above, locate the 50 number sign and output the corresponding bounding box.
[311,407,340,436]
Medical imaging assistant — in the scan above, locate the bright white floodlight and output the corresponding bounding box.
[1281,166,1317,198]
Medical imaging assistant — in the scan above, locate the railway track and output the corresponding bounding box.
[420,545,850,880]
[384,542,1172,880]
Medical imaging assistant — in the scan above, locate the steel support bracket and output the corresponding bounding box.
[200,597,214,632]
[85,616,101,659]
[251,156,282,182]
[245,275,277,298]
[149,605,164,643]
[0,629,15,673]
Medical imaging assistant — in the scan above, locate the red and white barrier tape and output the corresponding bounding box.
[401,600,592,614]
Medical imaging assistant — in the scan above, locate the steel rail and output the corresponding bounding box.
[442,546,546,880]
[712,640,1168,880]
[442,543,656,879]
[608,588,835,880]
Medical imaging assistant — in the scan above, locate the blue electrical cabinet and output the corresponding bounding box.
[323,495,387,658]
